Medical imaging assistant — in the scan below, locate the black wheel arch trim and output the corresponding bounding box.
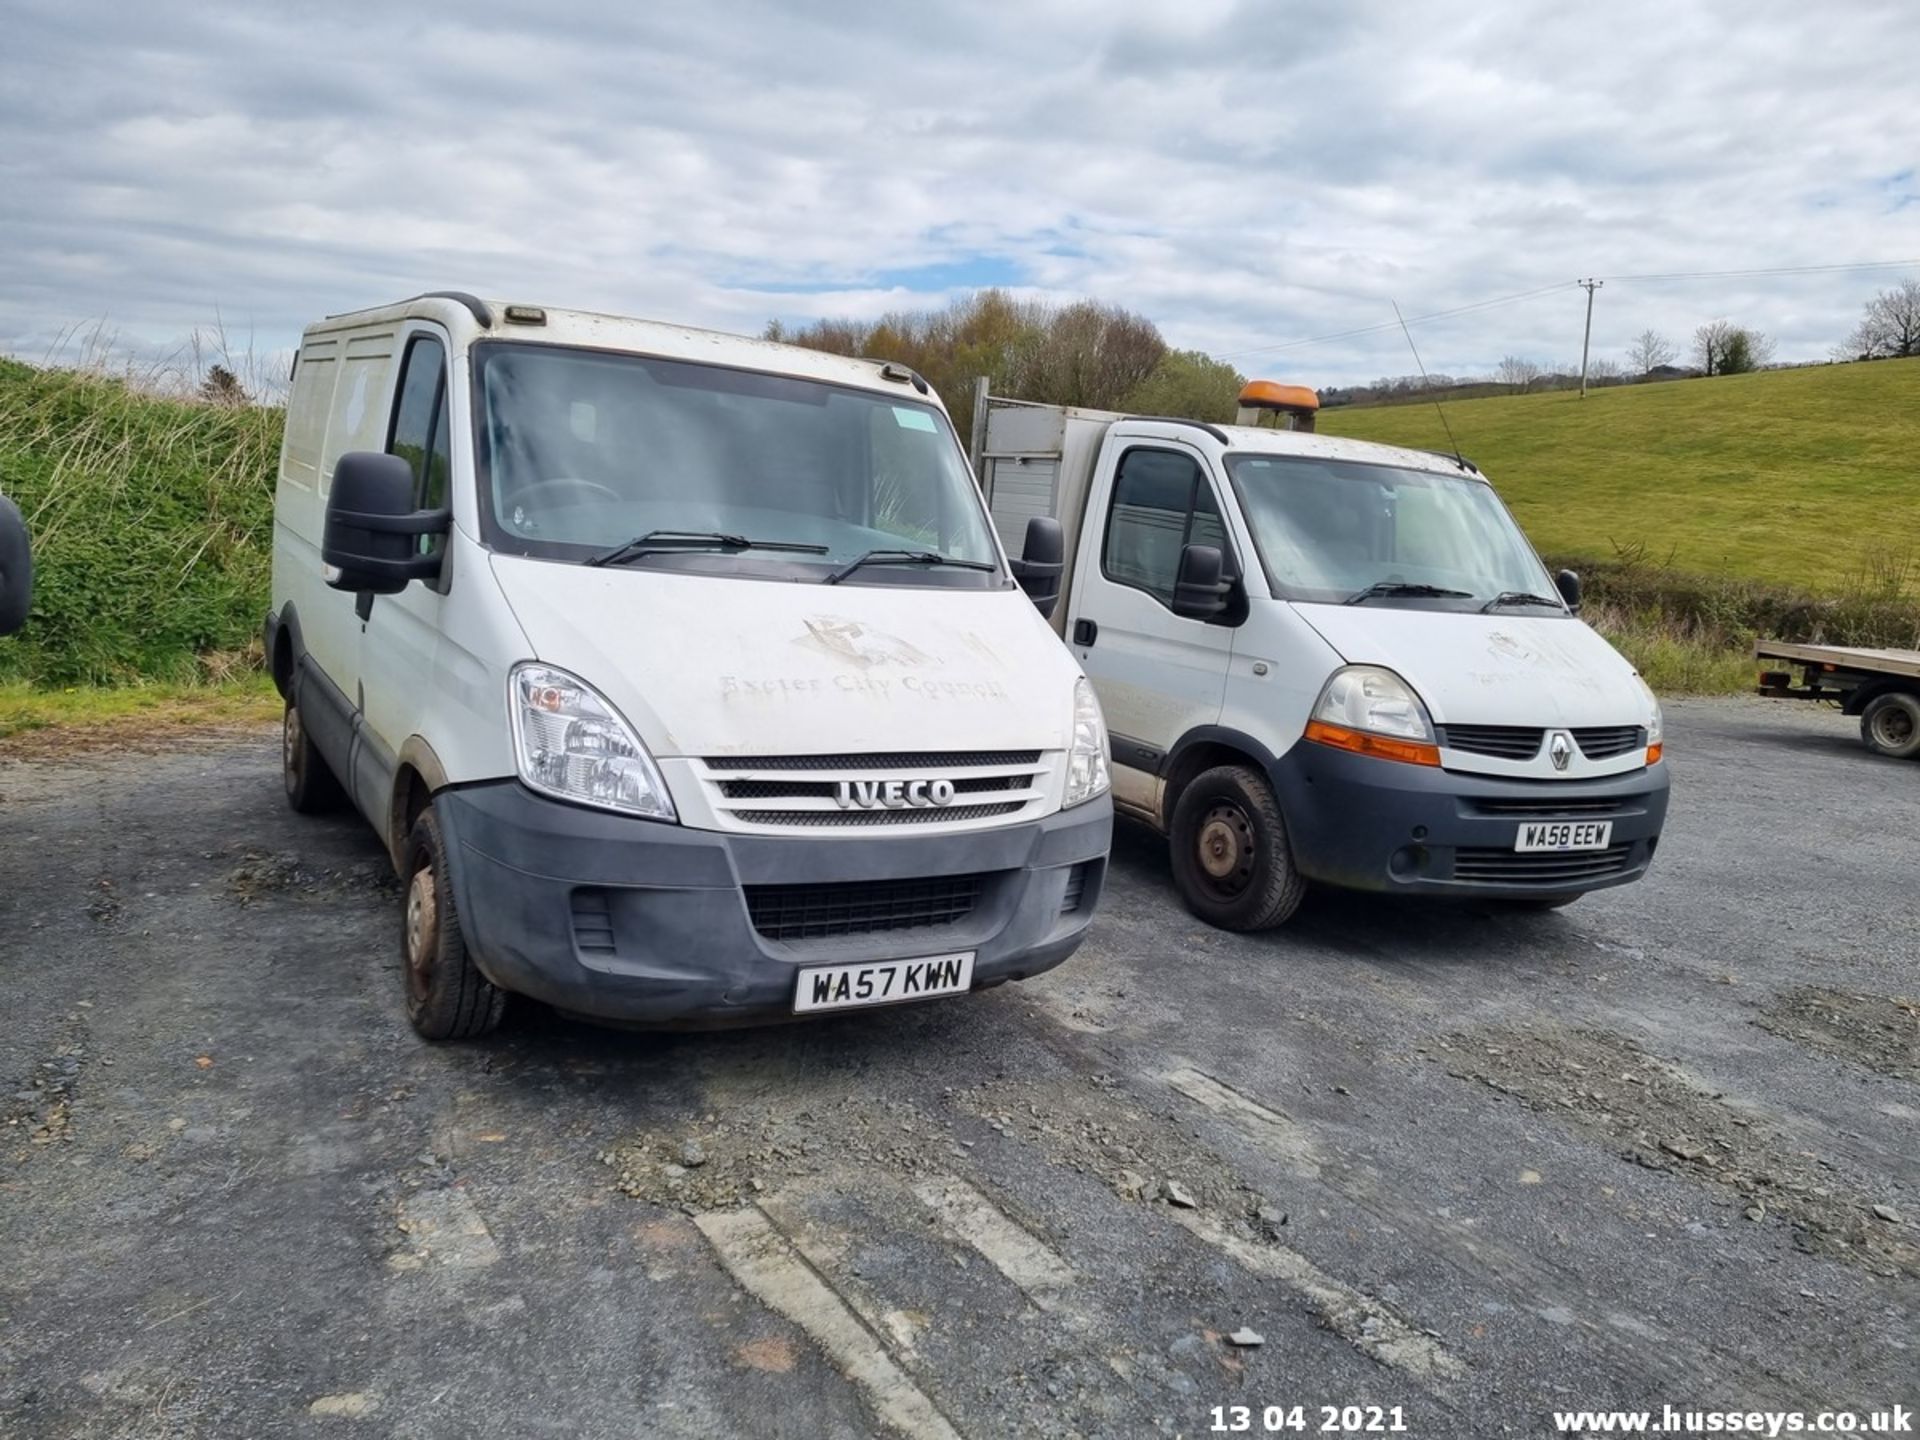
[1164,724,1282,777]
[1843,679,1920,717]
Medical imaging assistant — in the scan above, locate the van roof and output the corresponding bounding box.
[1107,412,1480,480]
[305,293,940,407]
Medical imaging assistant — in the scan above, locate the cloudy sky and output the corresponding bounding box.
[3,0,1916,389]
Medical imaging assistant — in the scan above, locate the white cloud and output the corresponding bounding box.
[1,0,1915,386]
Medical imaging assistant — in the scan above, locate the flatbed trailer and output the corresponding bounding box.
[1755,639,1920,758]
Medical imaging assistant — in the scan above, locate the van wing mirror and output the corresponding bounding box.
[1171,543,1230,620]
[0,494,31,637]
[1555,568,1582,612]
[1009,516,1065,619]
[322,452,450,595]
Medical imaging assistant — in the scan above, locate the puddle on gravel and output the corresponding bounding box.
[1439,1026,1918,1279]
[1755,988,1920,1083]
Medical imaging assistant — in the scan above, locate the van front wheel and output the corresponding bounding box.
[401,807,507,1040]
[1169,764,1307,931]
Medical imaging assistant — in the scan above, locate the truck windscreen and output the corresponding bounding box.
[471,342,1000,581]
[1224,454,1561,610]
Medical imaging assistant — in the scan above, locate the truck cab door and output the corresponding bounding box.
[1066,442,1239,820]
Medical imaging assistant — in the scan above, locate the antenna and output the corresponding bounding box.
[1391,300,1467,470]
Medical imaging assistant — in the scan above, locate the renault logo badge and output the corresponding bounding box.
[1549,732,1574,771]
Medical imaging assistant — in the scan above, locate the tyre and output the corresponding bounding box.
[1168,764,1307,931]
[283,700,345,814]
[400,807,507,1040]
[1860,692,1920,759]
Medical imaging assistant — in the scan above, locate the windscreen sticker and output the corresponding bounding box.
[892,407,938,433]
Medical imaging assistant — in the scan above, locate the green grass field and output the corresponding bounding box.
[1319,358,1920,592]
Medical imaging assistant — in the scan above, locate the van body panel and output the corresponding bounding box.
[486,554,1080,763]
[1290,604,1643,729]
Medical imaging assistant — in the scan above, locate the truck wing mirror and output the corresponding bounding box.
[0,494,30,637]
[1555,568,1582,612]
[1009,516,1064,619]
[323,452,449,596]
[1171,543,1230,620]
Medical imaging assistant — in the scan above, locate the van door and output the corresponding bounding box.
[357,328,453,812]
[1066,443,1238,817]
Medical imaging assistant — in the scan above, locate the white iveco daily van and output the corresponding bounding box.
[973,380,1669,930]
[266,294,1111,1038]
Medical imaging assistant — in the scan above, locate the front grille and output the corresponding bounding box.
[718,774,1025,801]
[1573,725,1647,760]
[1452,843,1635,886]
[732,802,1027,827]
[1442,725,1544,760]
[705,750,1040,772]
[1468,796,1633,818]
[746,873,986,941]
[701,750,1050,830]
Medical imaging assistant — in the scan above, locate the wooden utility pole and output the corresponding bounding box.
[1578,279,1603,398]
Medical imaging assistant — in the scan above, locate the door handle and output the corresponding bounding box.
[1072,618,1097,646]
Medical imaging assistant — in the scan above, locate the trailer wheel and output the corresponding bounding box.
[1168,764,1307,931]
[1861,691,1920,759]
[283,700,345,814]
[401,807,507,1040]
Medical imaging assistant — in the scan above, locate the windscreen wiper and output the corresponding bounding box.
[823,550,997,585]
[1480,590,1565,612]
[1343,581,1473,605]
[586,530,829,568]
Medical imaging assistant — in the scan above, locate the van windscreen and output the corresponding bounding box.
[1224,454,1561,610]
[471,343,1000,583]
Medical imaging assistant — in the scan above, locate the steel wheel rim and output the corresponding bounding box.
[405,866,437,1003]
[283,706,301,775]
[1196,802,1256,898]
[1872,705,1915,748]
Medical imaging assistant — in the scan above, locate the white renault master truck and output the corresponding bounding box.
[974,380,1668,930]
[266,294,1110,1038]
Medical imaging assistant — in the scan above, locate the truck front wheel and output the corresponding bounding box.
[1168,764,1307,931]
[283,701,345,814]
[1861,691,1920,759]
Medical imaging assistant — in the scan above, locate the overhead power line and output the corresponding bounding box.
[1220,257,1920,358]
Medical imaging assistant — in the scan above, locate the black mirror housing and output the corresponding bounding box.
[0,494,30,637]
[1555,568,1582,611]
[1009,515,1065,619]
[323,452,449,595]
[1171,543,1230,619]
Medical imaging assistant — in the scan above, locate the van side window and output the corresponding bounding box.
[388,336,448,507]
[1101,448,1231,610]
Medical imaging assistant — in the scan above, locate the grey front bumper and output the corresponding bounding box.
[434,780,1112,1026]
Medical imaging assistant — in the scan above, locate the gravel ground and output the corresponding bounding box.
[1,697,1915,1438]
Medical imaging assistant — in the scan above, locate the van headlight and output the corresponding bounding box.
[1064,677,1111,808]
[509,663,676,820]
[1635,673,1665,763]
[1305,665,1442,767]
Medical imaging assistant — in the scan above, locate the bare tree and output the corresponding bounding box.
[1495,355,1543,393]
[1626,329,1677,374]
[1846,277,1920,359]
[1693,321,1736,376]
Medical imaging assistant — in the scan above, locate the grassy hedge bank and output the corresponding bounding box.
[0,358,280,685]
